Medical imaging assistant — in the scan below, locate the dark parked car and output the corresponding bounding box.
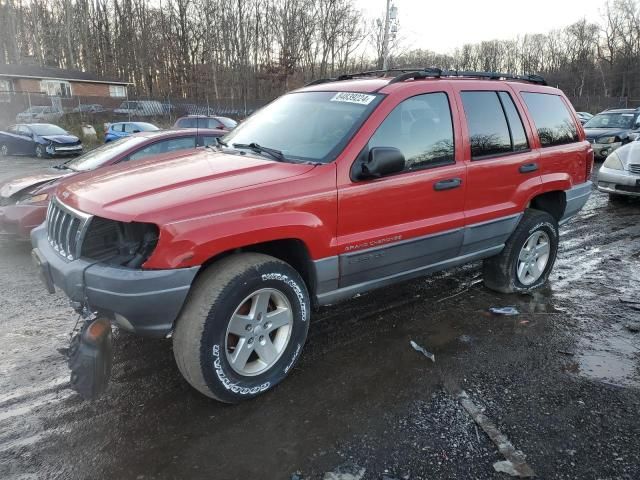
[0,128,225,238]
[583,108,640,159]
[173,115,238,131]
[0,123,82,158]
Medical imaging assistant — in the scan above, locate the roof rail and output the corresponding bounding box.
[387,68,547,86]
[305,68,547,88]
[303,68,435,87]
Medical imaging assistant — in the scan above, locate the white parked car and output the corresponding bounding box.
[597,140,640,202]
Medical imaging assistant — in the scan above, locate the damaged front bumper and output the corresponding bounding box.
[31,224,199,338]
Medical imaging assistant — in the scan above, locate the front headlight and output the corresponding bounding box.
[17,193,49,204]
[598,136,619,144]
[603,152,624,170]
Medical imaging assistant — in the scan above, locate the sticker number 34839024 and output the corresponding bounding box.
[330,92,376,105]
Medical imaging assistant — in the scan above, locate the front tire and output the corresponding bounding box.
[35,144,46,159]
[173,253,310,403]
[483,209,559,293]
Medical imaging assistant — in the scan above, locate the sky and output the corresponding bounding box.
[355,0,606,54]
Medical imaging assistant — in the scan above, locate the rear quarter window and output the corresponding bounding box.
[521,92,579,147]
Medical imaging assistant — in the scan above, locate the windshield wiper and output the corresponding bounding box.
[232,142,285,162]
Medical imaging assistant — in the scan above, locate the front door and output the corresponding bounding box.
[336,91,467,288]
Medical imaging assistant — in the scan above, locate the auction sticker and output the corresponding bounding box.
[330,92,376,105]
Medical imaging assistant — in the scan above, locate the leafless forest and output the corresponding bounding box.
[1,0,640,110]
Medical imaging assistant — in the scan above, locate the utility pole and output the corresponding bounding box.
[381,1,398,71]
[382,0,391,71]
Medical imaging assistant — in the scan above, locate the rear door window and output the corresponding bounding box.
[368,92,455,171]
[498,92,529,152]
[178,118,197,128]
[461,91,512,159]
[461,91,531,159]
[521,92,579,147]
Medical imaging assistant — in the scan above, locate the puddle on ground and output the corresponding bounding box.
[574,333,640,387]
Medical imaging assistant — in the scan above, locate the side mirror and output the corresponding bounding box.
[358,147,405,180]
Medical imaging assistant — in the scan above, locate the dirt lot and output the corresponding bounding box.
[1,155,639,480]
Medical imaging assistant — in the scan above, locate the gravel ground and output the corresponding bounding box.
[1,155,639,479]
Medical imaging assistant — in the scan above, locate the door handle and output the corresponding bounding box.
[434,178,462,191]
[519,162,539,173]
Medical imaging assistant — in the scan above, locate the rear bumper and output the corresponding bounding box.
[560,181,593,225]
[597,166,640,197]
[0,204,46,239]
[31,225,199,337]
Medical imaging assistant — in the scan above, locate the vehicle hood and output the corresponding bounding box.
[584,128,628,141]
[41,134,80,144]
[0,169,69,198]
[57,150,317,222]
[611,140,640,166]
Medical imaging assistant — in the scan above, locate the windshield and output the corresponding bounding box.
[64,136,148,171]
[30,124,67,136]
[222,91,382,163]
[584,112,636,129]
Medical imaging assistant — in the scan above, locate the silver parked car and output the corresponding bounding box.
[597,140,640,202]
[15,106,63,123]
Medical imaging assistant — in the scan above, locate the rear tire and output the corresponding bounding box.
[483,209,559,293]
[173,253,310,403]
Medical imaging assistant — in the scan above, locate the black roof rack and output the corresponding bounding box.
[305,67,547,87]
[387,68,547,85]
[304,68,432,87]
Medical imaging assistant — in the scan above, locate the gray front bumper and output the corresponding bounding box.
[31,225,199,337]
[559,181,593,225]
[597,166,640,197]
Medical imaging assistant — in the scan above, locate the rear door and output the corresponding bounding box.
[455,88,541,254]
[336,89,467,288]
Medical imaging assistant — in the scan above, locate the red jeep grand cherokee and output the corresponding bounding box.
[31,69,593,402]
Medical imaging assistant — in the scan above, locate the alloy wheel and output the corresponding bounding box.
[516,231,551,285]
[225,288,293,376]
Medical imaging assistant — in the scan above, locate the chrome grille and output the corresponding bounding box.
[46,198,92,260]
[629,164,640,175]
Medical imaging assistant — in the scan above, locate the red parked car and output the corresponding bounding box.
[32,69,593,402]
[0,128,224,238]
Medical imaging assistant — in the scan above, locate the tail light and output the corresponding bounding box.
[586,148,594,180]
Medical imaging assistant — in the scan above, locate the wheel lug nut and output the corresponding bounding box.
[259,335,265,343]
[245,324,253,331]
[248,338,254,345]
[257,313,263,322]
[265,322,272,329]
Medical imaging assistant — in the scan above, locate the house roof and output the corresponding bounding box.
[0,64,131,85]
